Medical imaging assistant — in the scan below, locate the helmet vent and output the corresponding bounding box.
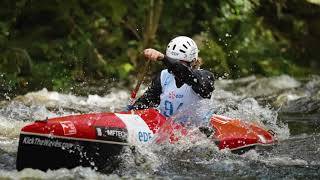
[187,41,191,46]
[173,44,176,50]
[179,49,186,53]
[183,44,188,49]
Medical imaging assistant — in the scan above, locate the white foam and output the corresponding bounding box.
[0,115,29,138]
[271,75,301,89]
[0,167,119,179]
[15,88,130,112]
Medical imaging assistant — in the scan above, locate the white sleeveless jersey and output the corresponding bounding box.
[159,69,202,117]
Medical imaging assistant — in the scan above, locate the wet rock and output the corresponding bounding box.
[241,75,301,97]
[279,97,320,114]
[0,101,9,109]
[217,75,301,98]
[273,92,308,108]
[316,90,320,99]
[303,75,320,98]
[274,75,320,110]
[271,76,320,108]
[216,75,304,108]
[215,75,257,91]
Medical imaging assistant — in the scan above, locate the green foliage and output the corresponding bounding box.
[194,33,229,75]
[0,0,319,97]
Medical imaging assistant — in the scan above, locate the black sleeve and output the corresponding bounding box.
[163,56,215,98]
[132,73,162,110]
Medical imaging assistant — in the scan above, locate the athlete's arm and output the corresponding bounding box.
[131,73,162,110]
[163,57,214,98]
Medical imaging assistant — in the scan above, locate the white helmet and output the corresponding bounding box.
[165,36,199,62]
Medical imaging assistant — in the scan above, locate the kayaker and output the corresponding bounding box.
[131,36,214,117]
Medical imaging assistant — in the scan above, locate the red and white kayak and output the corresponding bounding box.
[16,108,276,171]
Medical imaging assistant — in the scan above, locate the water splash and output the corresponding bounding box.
[0,115,28,138]
[0,101,58,121]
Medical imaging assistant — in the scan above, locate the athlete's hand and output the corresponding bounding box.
[143,48,164,61]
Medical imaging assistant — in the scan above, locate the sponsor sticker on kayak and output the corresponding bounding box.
[95,127,128,143]
[22,136,76,149]
[115,113,154,144]
[60,121,77,135]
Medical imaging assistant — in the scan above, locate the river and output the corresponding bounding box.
[0,75,319,179]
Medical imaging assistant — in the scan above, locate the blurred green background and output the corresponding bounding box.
[0,0,319,97]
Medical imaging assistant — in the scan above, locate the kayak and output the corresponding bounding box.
[16,108,276,171]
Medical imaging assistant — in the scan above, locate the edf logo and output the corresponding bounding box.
[138,131,152,142]
[169,91,183,99]
[169,91,176,99]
